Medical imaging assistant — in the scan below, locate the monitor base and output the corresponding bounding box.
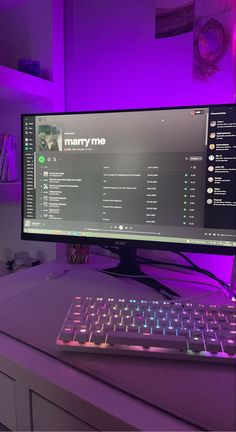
[102,247,180,300]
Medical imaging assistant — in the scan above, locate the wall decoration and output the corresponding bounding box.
[193,0,235,81]
[155,0,195,39]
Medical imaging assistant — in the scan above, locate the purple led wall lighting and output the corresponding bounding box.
[62,0,235,286]
[65,0,236,112]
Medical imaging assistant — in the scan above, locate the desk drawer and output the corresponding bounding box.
[0,372,17,431]
[31,393,96,431]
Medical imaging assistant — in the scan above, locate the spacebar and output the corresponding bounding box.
[106,332,187,350]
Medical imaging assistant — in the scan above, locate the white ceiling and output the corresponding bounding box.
[0,0,31,13]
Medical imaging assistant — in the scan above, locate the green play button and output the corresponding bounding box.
[39,155,45,164]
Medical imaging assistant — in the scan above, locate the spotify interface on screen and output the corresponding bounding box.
[23,105,236,248]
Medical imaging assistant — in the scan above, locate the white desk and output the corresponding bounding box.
[0,257,235,431]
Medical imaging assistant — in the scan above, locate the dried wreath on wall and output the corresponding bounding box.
[193,17,230,80]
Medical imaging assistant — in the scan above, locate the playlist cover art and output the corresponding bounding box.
[38,124,63,151]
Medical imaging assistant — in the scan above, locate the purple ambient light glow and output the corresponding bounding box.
[62,0,236,286]
[65,0,235,111]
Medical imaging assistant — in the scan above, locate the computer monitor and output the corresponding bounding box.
[21,104,236,296]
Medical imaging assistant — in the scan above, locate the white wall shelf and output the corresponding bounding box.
[0,0,64,260]
[0,65,56,103]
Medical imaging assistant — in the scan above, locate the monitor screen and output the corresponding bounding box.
[21,104,236,255]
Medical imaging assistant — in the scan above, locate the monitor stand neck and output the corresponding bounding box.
[102,246,180,300]
[229,255,236,300]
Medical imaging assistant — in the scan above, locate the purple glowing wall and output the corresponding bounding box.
[65,0,235,112]
[63,0,235,286]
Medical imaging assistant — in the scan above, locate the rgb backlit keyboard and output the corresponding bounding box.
[56,296,236,363]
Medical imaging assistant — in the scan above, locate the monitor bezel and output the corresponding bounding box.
[21,103,236,256]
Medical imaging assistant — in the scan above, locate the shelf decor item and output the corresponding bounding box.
[66,243,90,264]
[0,134,18,182]
[18,58,42,77]
[6,252,41,272]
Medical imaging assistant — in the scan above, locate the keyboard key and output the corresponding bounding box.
[60,326,75,342]
[116,324,126,332]
[205,338,222,353]
[139,325,151,334]
[152,327,164,335]
[144,311,155,318]
[193,312,201,319]
[87,314,99,323]
[204,330,216,339]
[70,319,87,327]
[217,315,227,322]
[205,315,215,322]
[146,317,157,326]
[99,313,109,322]
[220,305,236,314]
[170,319,180,328]
[179,312,189,319]
[178,329,190,338]
[133,310,143,317]
[188,337,205,352]
[90,331,106,344]
[72,302,85,310]
[76,324,88,331]
[208,322,220,331]
[123,316,132,324]
[75,330,90,343]
[173,302,182,311]
[220,323,233,331]
[91,323,103,331]
[217,330,235,340]
[162,302,171,309]
[183,320,193,329]
[157,312,167,319]
[190,330,202,338]
[110,315,121,324]
[133,317,145,325]
[127,324,139,332]
[165,328,177,336]
[68,311,86,321]
[88,305,98,313]
[222,340,236,355]
[106,332,188,350]
[196,321,206,330]
[74,296,83,305]
[168,312,179,319]
[103,323,115,331]
[195,305,206,312]
[207,305,218,313]
[184,303,194,312]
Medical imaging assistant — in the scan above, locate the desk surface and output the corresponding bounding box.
[0,257,235,431]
